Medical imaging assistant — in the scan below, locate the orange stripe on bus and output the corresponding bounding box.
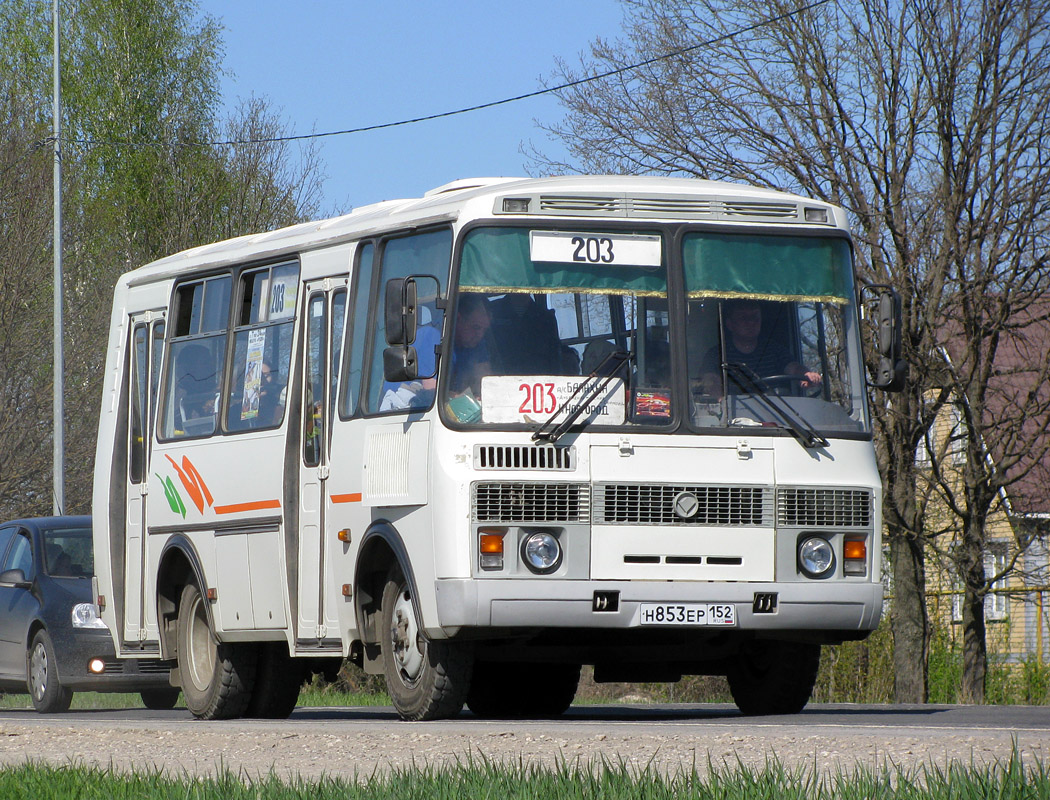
[331,493,363,504]
[213,499,281,514]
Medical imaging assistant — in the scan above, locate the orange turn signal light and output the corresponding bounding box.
[844,540,867,560]
[480,534,505,554]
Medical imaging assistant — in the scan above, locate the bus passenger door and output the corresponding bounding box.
[124,313,165,644]
[297,279,346,646]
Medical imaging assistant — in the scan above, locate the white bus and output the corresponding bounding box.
[92,176,901,720]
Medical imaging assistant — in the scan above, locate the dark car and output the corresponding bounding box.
[0,516,177,713]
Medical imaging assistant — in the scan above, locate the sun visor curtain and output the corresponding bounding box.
[682,233,853,304]
[458,228,666,296]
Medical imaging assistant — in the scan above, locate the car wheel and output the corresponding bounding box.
[28,630,72,714]
[176,581,256,720]
[140,688,181,710]
[381,566,472,721]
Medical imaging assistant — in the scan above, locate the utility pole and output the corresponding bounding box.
[52,0,65,514]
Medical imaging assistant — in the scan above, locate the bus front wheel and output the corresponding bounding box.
[381,568,471,721]
[176,582,257,720]
[726,640,820,715]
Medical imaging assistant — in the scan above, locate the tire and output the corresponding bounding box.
[245,642,304,719]
[467,661,580,718]
[176,582,256,720]
[140,688,181,710]
[28,630,72,714]
[381,567,472,721]
[727,640,820,716]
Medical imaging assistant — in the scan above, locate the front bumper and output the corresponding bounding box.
[52,630,173,692]
[434,578,883,633]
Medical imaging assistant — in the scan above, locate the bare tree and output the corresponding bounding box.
[532,0,1050,701]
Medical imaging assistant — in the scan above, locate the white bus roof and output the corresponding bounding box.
[122,175,841,287]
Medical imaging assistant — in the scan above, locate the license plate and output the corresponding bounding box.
[639,603,736,626]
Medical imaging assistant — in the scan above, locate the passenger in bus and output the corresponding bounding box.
[448,293,492,398]
[488,293,562,375]
[258,362,285,424]
[175,344,219,434]
[700,299,821,395]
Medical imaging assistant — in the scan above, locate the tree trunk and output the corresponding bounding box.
[958,528,988,704]
[890,529,929,703]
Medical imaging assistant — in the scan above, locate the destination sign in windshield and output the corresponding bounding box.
[529,232,662,267]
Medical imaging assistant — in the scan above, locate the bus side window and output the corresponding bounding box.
[341,243,375,418]
[226,263,299,432]
[159,276,230,439]
[365,229,451,415]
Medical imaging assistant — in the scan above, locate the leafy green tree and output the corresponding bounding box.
[0,0,326,515]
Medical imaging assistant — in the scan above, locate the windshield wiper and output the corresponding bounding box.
[723,362,828,449]
[532,350,632,444]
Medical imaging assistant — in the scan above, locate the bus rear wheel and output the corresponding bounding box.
[177,582,257,720]
[381,568,471,721]
[467,661,580,718]
[727,640,820,716]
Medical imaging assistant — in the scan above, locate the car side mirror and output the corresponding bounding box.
[862,285,906,392]
[0,568,30,588]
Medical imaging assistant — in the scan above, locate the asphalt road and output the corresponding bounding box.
[0,704,1046,779]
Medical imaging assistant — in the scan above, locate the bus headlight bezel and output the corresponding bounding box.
[797,535,835,579]
[520,530,562,575]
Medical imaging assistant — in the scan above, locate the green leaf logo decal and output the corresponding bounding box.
[157,474,187,518]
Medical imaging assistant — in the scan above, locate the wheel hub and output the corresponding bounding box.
[29,642,47,700]
[390,588,424,684]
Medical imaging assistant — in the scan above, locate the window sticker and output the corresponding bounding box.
[268,265,299,320]
[480,375,626,425]
[240,328,266,420]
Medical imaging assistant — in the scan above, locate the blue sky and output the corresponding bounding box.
[199,2,626,215]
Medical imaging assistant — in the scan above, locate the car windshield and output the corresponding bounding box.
[443,227,672,429]
[682,232,869,436]
[43,527,93,578]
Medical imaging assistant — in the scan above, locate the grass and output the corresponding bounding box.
[0,750,1044,799]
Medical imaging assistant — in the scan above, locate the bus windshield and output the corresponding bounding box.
[441,226,868,437]
[683,232,868,436]
[443,226,672,428]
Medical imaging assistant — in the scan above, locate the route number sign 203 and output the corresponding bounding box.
[529,231,662,268]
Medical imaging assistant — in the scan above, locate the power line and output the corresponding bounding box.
[64,0,831,150]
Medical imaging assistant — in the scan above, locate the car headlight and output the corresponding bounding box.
[798,536,835,578]
[521,530,562,574]
[72,603,108,630]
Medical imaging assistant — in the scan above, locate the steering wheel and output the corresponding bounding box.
[758,374,820,397]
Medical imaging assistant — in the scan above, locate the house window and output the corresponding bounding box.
[950,545,1009,623]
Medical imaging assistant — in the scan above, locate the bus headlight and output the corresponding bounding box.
[72,603,108,629]
[798,536,835,578]
[521,530,562,574]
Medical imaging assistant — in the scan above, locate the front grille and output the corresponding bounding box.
[594,484,773,526]
[472,482,589,522]
[475,444,575,471]
[777,488,872,527]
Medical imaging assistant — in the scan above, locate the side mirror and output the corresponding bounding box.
[385,278,418,346]
[0,568,30,588]
[863,285,906,392]
[384,345,419,383]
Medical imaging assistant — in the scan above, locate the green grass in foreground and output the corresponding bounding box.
[0,752,1045,800]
